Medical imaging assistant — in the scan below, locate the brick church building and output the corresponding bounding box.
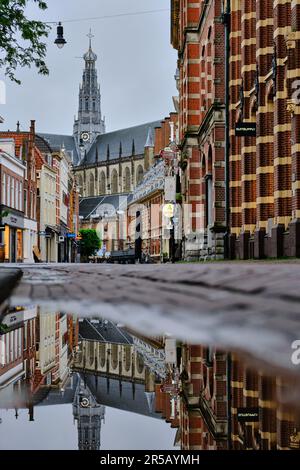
[40,34,161,203]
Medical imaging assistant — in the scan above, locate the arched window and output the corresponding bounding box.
[85,99,89,112]
[99,171,106,195]
[124,167,131,192]
[111,344,118,370]
[77,174,83,196]
[111,169,118,194]
[88,173,95,197]
[136,165,144,185]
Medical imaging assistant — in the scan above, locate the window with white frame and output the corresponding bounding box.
[7,175,10,207]
[2,173,6,205]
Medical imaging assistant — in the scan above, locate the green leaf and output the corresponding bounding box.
[0,0,50,83]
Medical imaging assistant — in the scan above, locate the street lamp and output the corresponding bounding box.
[54,22,67,49]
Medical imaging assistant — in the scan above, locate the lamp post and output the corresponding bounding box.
[54,22,67,49]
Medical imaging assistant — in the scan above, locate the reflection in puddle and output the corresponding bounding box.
[0,307,177,450]
[0,306,300,450]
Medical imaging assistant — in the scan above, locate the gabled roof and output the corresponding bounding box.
[39,133,79,165]
[0,131,29,158]
[79,319,133,344]
[83,121,161,165]
[79,193,132,219]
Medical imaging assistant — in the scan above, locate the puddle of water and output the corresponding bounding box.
[0,304,300,451]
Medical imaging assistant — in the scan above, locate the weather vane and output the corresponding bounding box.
[87,28,94,46]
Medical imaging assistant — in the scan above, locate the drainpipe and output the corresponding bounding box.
[222,1,231,259]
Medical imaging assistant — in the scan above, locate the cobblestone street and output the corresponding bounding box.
[2,261,300,379]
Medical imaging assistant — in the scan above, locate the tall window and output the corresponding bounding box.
[136,165,144,185]
[7,175,10,207]
[124,167,131,192]
[99,172,106,195]
[111,170,118,194]
[2,173,6,206]
[89,174,95,196]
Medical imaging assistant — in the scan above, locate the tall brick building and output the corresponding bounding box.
[227,0,300,259]
[171,0,226,260]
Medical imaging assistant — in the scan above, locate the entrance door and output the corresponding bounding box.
[10,229,16,263]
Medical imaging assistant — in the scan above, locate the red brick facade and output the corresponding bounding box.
[228,0,300,259]
[171,0,226,260]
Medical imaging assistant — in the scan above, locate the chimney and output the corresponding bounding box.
[30,120,36,143]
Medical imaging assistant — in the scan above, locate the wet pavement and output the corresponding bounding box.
[1,262,300,450]
[1,262,300,377]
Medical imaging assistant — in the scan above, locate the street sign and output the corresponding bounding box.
[235,122,256,137]
[67,233,76,239]
[160,146,177,160]
[163,203,174,218]
[237,408,259,422]
[160,383,179,394]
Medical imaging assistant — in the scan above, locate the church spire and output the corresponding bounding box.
[88,28,93,50]
[73,30,106,162]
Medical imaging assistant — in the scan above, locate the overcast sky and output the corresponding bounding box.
[0,405,176,450]
[0,0,177,135]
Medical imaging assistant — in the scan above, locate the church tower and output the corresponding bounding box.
[73,377,105,451]
[73,30,105,162]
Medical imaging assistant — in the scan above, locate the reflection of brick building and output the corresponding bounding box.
[171,1,226,260]
[227,1,300,259]
[179,345,228,450]
[230,354,300,450]
[155,342,300,450]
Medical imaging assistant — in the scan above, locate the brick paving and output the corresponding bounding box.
[1,262,300,377]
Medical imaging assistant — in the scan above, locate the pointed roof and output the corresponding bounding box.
[145,127,154,148]
[84,29,97,62]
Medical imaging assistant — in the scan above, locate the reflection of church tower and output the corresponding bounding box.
[73,377,105,450]
[73,30,106,161]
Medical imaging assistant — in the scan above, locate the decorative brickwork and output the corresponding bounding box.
[228,0,300,259]
[171,0,226,261]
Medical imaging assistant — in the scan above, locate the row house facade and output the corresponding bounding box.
[0,120,79,263]
[127,113,180,262]
[0,121,38,263]
[171,0,226,261]
[227,0,300,259]
[0,138,26,262]
[0,306,79,415]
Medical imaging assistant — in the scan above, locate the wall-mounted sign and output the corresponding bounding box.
[235,122,256,137]
[2,213,24,229]
[163,204,175,219]
[59,236,65,243]
[67,233,76,239]
[237,408,259,422]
